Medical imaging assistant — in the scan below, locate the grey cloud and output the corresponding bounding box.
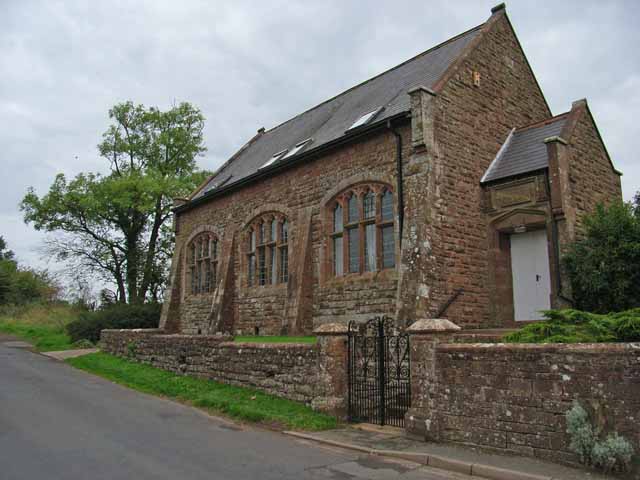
[1,0,638,271]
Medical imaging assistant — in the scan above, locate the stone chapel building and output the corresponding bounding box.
[159,4,622,336]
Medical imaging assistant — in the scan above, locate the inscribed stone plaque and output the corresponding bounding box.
[494,182,533,208]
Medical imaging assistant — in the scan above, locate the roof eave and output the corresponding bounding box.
[174,112,411,214]
[481,167,549,187]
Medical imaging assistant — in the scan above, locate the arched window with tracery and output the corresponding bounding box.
[329,184,395,277]
[187,233,220,295]
[246,214,289,287]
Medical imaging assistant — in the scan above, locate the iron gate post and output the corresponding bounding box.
[377,317,386,426]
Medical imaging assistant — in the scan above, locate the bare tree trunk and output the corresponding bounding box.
[138,196,163,301]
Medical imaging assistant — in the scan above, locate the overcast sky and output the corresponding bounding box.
[1,0,639,273]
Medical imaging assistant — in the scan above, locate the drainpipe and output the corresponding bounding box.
[387,120,404,247]
[545,171,574,306]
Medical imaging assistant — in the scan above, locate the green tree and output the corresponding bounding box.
[21,101,210,303]
[0,239,58,305]
[0,263,11,304]
[0,236,18,304]
[563,194,640,313]
[0,236,15,261]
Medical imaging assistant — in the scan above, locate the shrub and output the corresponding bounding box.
[591,433,634,473]
[566,402,596,464]
[503,308,640,343]
[566,402,634,473]
[563,199,640,314]
[66,303,161,343]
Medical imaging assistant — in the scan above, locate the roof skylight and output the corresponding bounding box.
[259,149,288,169]
[203,174,232,194]
[282,138,312,159]
[347,107,383,131]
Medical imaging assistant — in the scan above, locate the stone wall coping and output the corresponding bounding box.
[220,341,316,350]
[407,318,461,334]
[407,85,437,96]
[437,342,640,354]
[101,328,165,334]
[313,323,349,335]
[543,135,568,145]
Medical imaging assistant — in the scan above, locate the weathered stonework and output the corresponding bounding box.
[160,8,622,334]
[406,334,640,468]
[165,128,410,335]
[101,327,349,415]
[411,11,553,328]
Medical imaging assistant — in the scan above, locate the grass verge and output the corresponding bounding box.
[234,336,317,344]
[66,352,337,431]
[0,303,80,351]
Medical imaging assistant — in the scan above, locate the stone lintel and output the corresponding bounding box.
[543,135,568,145]
[313,323,349,336]
[407,318,461,334]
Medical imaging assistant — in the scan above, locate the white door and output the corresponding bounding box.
[510,229,551,321]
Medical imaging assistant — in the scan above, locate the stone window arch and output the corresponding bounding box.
[329,183,395,277]
[187,232,220,295]
[246,213,289,287]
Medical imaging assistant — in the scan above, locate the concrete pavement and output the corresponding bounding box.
[0,340,469,480]
[286,424,615,480]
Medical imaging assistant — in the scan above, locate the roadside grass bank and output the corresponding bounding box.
[66,352,337,431]
[233,335,317,344]
[0,303,81,351]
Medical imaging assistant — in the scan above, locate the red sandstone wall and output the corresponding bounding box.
[407,342,640,467]
[565,110,623,235]
[431,13,551,328]
[101,329,320,404]
[174,126,411,334]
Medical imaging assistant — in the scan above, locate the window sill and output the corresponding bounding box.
[185,292,215,299]
[324,268,398,285]
[244,283,288,294]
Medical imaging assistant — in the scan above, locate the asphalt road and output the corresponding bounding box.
[0,340,468,480]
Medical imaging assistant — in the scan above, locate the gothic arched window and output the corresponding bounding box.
[246,214,289,286]
[329,184,395,276]
[187,233,219,295]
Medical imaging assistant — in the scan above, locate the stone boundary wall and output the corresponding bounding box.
[100,326,348,413]
[407,339,640,467]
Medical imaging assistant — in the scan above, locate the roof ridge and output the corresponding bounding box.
[263,22,486,136]
[515,112,570,133]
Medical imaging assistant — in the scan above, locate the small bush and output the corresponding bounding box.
[566,402,596,464]
[503,308,640,343]
[566,402,634,473]
[71,339,95,349]
[66,303,161,343]
[592,433,635,473]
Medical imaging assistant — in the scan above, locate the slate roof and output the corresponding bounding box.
[193,24,484,200]
[481,114,568,184]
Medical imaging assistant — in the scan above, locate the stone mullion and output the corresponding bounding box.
[247,224,256,288]
[264,215,275,285]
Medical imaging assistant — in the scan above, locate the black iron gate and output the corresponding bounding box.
[347,315,411,427]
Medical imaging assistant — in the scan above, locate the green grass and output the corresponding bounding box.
[0,303,81,351]
[67,352,337,431]
[0,322,74,351]
[234,336,317,344]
